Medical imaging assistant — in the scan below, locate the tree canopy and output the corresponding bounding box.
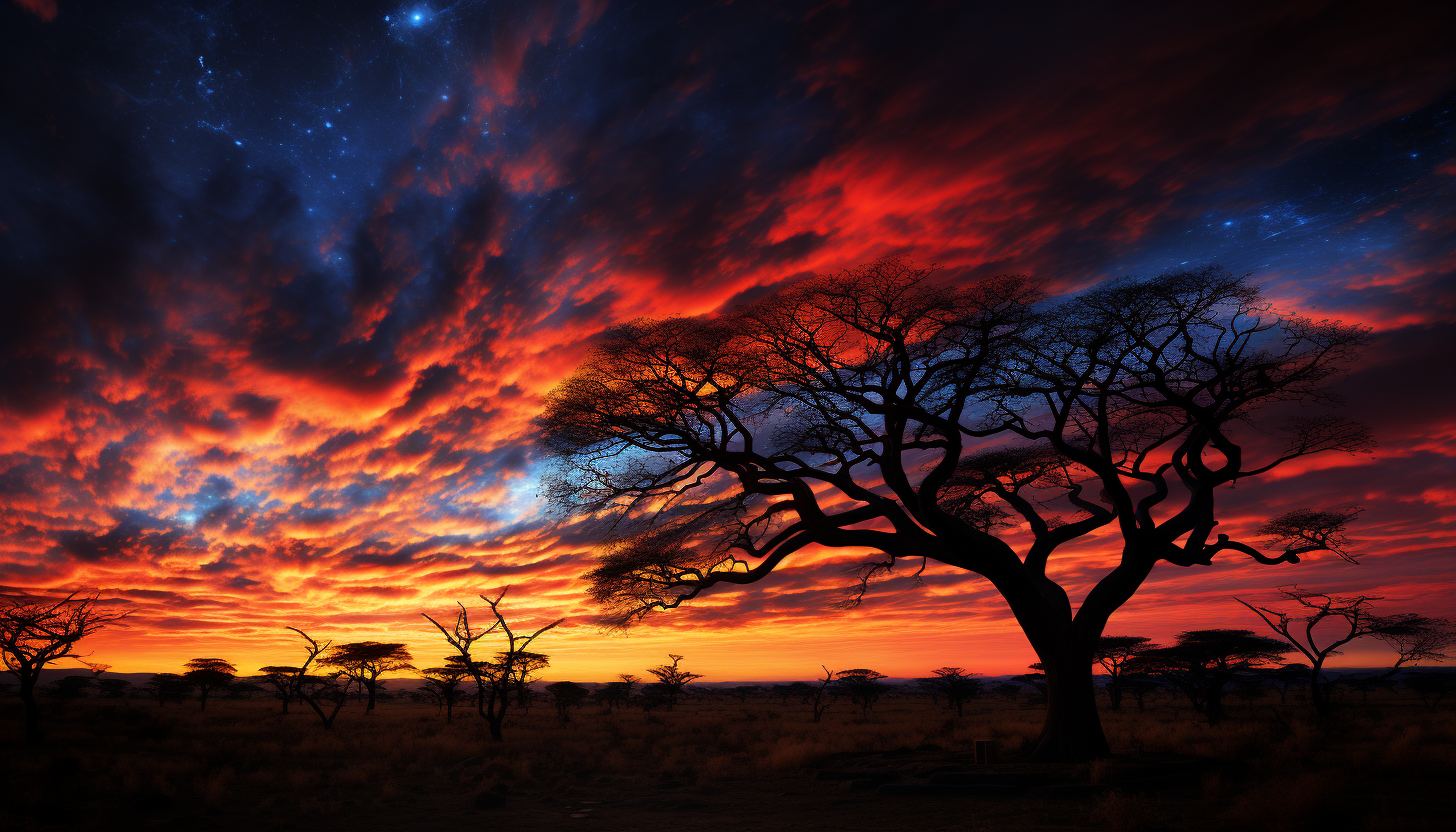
[539,260,1372,761]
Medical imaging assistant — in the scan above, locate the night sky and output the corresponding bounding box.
[2,0,1453,678]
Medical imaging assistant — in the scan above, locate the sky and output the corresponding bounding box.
[1,0,1453,681]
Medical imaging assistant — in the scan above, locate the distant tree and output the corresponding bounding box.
[260,665,302,714]
[541,263,1373,762]
[183,658,237,711]
[811,666,835,722]
[51,675,93,703]
[1120,675,1160,711]
[1093,636,1154,711]
[284,628,352,729]
[0,592,129,742]
[728,685,763,703]
[509,651,550,711]
[834,668,887,715]
[919,667,982,716]
[598,674,638,712]
[1131,630,1292,724]
[1238,587,1454,718]
[645,655,702,710]
[148,673,194,706]
[993,683,1021,701]
[321,642,414,714]
[1013,664,1048,705]
[638,683,673,713]
[420,665,471,723]
[1265,663,1311,705]
[1406,671,1456,711]
[422,588,563,741]
[773,681,818,707]
[98,678,132,699]
[546,681,590,722]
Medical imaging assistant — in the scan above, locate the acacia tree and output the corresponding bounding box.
[0,592,130,742]
[422,588,562,741]
[421,665,470,722]
[834,668,888,714]
[645,654,702,710]
[1131,629,1292,724]
[183,658,236,711]
[148,672,194,706]
[284,627,352,729]
[1237,587,1453,718]
[322,642,414,713]
[920,667,982,716]
[811,665,834,722]
[546,680,590,721]
[601,673,640,713]
[260,665,302,714]
[1093,636,1154,711]
[540,261,1372,761]
[510,651,550,711]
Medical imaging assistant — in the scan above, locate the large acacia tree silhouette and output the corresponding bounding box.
[540,260,1372,761]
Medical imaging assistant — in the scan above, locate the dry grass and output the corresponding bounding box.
[1,691,1453,830]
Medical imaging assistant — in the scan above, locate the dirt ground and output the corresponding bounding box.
[1,690,1453,831]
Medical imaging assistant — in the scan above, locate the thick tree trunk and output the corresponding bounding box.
[1309,665,1331,720]
[365,680,377,713]
[1030,651,1109,762]
[20,675,41,743]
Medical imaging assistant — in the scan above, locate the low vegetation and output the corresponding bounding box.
[1,678,1452,831]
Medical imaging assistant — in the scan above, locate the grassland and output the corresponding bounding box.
[1,688,1453,831]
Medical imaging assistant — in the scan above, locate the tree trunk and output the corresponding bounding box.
[1030,652,1109,762]
[365,679,377,713]
[19,674,41,743]
[1309,665,1331,720]
[1107,678,1123,711]
[199,687,209,711]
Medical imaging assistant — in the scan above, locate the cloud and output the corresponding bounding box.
[0,0,1452,676]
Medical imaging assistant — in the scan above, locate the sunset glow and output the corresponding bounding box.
[2,0,1453,682]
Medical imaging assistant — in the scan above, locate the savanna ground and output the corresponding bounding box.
[1,689,1452,831]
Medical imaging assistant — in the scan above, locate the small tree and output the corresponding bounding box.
[148,673,194,706]
[920,667,982,716]
[1093,636,1154,711]
[834,668,887,715]
[546,681,590,722]
[260,665,302,714]
[1014,664,1048,705]
[812,666,834,723]
[645,654,702,710]
[1121,675,1159,711]
[510,651,550,711]
[321,642,414,713]
[422,587,563,741]
[1238,587,1454,718]
[98,678,131,699]
[0,592,129,742]
[284,627,352,729]
[1132,630,1291,724]
[51,675,93,703]
[599,674,637,712]
[421,665,470,723]
[183,658,236,711]
[1406,671,1456,711]
[1265,663,1310,705]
